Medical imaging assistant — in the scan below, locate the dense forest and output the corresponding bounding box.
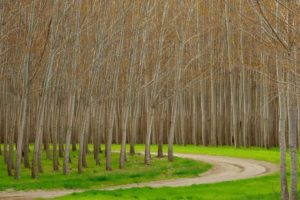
[0,0,299,199]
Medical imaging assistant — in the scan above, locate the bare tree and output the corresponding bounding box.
[64,0,82,175]
[15,0,37,179]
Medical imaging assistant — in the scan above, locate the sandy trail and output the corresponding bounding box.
[0,153,278,199]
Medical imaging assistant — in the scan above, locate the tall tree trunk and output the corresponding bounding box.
[119,104,130,169]
[106,22,124,170]
[14,0,36,177]
[287,1,298,198]
[106,99,116,170]
[78,106,90,173]
[32,0,59,178]
[53,102,59,171]
[180,93,186,145]
[276,57,289,200]
[23,115,30,168]
[7,104,15,177]
[142,11,152,165]
[130,95,140,155]
[119,18,137,167]
[191,92,197,145]
[275,2,289,199]
[225,0,238,148]
[94,104,102,166]
[201,81,206,146]
[64,0,81,175]
[209,1,217,146]
[168,2,185,160]
[240,0,247,147]
[32,100,45,179]
[287,65,298,200]
[157,103,165,158]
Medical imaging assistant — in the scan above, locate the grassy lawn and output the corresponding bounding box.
[111,144,283,163]
[0,147,211,191]
[53,145,300,200]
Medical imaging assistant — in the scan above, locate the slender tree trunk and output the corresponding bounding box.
[119,105,129,169]
[275,3,289,199]
[130,96,140,155]
[142,15,152,165]
[145,105,154,164]
[2,82,8,165]
[59,127,64,158]
[240,0,247,147]
[225,0,238,148]
[53,104,59,171]
[23,115,30,168]
[209,1,216,146]
[296,48,300,152]
[277,59,289,200]
[201,81,206,146]
[32,100,47,178]
[191,92,197,145]
[168,58,183,161]
[64,0,81,175]
[7,109,15,177]
[78,107,90,173]
[38,131,44,174]
[106,100,116,170]
[287,1,298,197]
[14,0,38,180]
[44,114,51,160]
[287,67,298,200]
[168,94,178,162]
[96,104,102,165]
[157,103,165,158]
[210,68,216,146]
[119,23,136,168]
[180,94,186,145]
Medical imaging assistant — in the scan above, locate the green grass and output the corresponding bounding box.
[56,175,282,200]
[53,145,300,200]
[0,147,211,191]
[111,144,283,163]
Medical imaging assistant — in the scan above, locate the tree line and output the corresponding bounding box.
[0,0,299,199]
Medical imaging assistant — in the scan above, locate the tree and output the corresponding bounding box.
[64,0,82,175]
[15,0,36,179]
[286,1,298,199]
[275,1,289,198]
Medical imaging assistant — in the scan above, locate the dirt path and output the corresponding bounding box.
[0,153,278,199]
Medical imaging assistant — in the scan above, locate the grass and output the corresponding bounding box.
[0,146,211,191]
[56,175,282,200]
[111,144,283,163]
[53,144,300,200]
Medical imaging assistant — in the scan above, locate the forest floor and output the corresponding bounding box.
[0,145,280,200]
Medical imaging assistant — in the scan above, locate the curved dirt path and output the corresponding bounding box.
[0,153,278,199]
